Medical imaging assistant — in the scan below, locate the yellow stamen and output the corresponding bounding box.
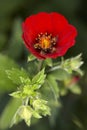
[40,37,51,49]
[34,32,57,54]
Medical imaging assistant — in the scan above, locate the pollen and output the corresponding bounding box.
[34,32,58,54]
[40,37,51,49]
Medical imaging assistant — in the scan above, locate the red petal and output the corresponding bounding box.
[58,25,77,47]
[22,33,45,59]
[57,40,75,56]
[22,12,77,59]
[41,40,75,59]
[22,12,53,42]
[50,12,68,35]
[32,12,53,33]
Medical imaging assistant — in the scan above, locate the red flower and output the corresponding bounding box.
[22,12,77,59]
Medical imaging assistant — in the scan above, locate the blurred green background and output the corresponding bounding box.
[0,0,87,130]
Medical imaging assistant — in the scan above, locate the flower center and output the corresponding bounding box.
[34,32,57,55]
[40,37,51,49]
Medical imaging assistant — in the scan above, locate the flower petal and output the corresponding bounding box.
[50,12,68,35]
[58,25,77,47]
[22,12,77,59]
[22,12,53,39]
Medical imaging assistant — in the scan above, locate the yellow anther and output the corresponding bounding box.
[34,32,57,54]
[40,37,51,49]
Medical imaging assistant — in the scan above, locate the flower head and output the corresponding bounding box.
[22,12,77,59]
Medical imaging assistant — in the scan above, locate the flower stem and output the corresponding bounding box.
[25,97,29,105]
[38,60,43,71]
[22,97,29,106]
[47,65,61,73]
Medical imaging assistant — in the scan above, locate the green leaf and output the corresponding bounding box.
[48,68,70,81]
[10,108,22,127]
[61,54,84,75]
[40,82,60,107]
[23,85,36,98]
[70,54,83,70]
[0,54,18,70]
[76,69,84,76]
[32,69,46,88]
[0,54,18,93]
[0,99,21,129]
[47,75,59,100]
[10,91,22,98]
[69,84,81,95]
[44,58,53,67]
[33,99,51,116]
[17,106,33,126]
[6,68,29,85]
[32,111,42,119]
[32,84,41,90]
[0,68,16,93]
[59,85,68,96]
[20,77,31,84]
[27,54,36,62]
